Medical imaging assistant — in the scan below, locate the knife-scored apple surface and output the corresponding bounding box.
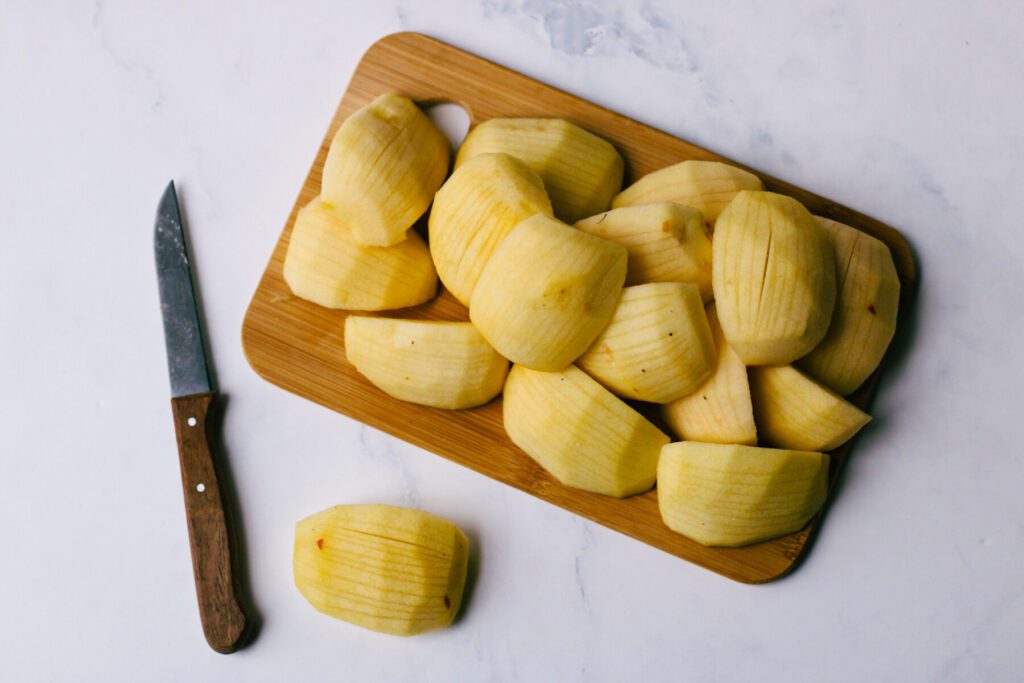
[712,190,836,366]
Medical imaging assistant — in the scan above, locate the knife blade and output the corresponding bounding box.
[155,181,252,653]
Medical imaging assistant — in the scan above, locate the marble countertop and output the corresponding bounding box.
[3,1,1022,680]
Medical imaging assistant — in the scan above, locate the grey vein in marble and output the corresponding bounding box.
[90,0,165,112]
[572,517,595,609]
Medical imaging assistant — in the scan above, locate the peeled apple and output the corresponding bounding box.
[748,364,871,452]
[661,303,757,445]
[712,190,836,366]
[293,504,469,636]
[321,93,450,247]
[455,118,623,224]
[657,441,829,547]
[576,282,715,404]
[574,202,714,301]
[429,152,552,306]
[612,160,763,225]
[283,198,436,311]
[503,364,670,497]
[345,316,509,410]
[797,216,901,395]
[470,214,627,371]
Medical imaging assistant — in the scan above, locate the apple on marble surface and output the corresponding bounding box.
[293,504,468,636]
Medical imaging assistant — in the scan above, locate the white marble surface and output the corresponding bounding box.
[2,1,1023,680]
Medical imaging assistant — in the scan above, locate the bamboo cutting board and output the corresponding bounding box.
[242,32,915,583]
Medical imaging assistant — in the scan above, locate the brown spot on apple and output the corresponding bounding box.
[316,538,324,550]
[543,280,573,298]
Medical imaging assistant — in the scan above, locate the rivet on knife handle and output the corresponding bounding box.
[170,391,250,653]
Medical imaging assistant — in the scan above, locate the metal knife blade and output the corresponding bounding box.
[155,182,211,397]
[154,181,252,653]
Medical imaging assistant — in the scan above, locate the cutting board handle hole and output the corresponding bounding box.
[424,101,470,150]
[187,416,197,427]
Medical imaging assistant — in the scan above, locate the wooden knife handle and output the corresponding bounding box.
[171,391,251,653]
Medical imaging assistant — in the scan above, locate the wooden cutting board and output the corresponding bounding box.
[242,32,916,583]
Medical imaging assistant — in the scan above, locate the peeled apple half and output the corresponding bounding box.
[321,93,450,247]
[470,214,627,371]
[283,198,437,310]
[661,303,757,445]
[748,364,870,452]
[503,364,670,497]
[294,504,468,636]
[612,160,763,225]
[574,202,714,301]
[345,316,509,410]
[429,152,553,305]
[657,441,829,547]
[576,282,715,404]
[455,118,623,224]
[712,190,836,366]
[797,217,901,395]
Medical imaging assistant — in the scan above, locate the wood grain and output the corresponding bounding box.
[241,32,916,583]
[171,391,251,652]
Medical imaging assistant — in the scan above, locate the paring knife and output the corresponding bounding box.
[155,181,252,653]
